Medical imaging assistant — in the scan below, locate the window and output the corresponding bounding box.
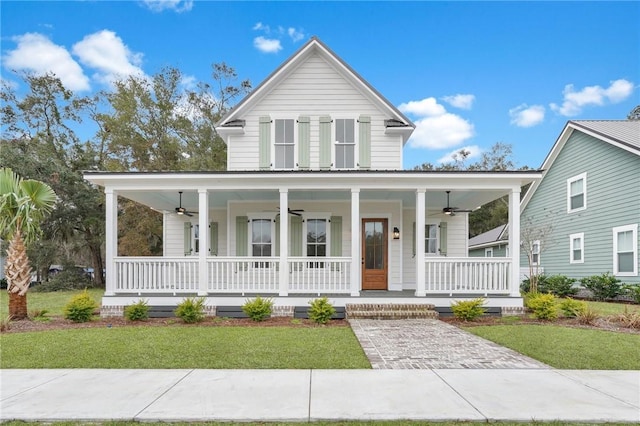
[531,240,540,265]
[569,233,584,264]
[306,219,327,267]
[567,173,587,212]
[335,118,355,169]
[425,224,438,255]
[613,224,638,276]
[193,224,200,254]
[251,219,272,257]
[274,119,295,169]
[485,248,494,257]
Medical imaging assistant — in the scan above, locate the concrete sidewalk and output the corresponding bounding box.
[1,369,639,422]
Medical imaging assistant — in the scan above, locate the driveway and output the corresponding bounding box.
[349,319,550,369]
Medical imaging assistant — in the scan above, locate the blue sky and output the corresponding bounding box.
[2,1,639,169]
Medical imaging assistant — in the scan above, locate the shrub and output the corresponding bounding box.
[610,308,640,329]
[0,316,11,332]
[580,273,623,301]
[64,290,99,323]
[29,309,50,321]
[175,297,206,323]
[33,267,94,292]
[520,274,548,294]
[451,298,486,321]
[125,299,149,321]
[559,298,587,318]
[623,284,640,304]
[242,296,273,322]
[545,275,578,297]
[526,292,557,320]
[577,307,600,325]
[308,297,336,324]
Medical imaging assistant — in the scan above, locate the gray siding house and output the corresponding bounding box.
[520,120,640,284]
[468,225,509,258]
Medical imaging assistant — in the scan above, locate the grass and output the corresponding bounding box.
[0,288,105,317]
[567,298,640,316]
[0,326,370,369]
[466,324,640,369]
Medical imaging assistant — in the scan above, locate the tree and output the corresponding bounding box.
[628,105,640,120]
[0,168,56,319]
[520,213,556,293]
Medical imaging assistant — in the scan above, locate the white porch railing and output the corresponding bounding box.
[288,257,351,294]
[114,257,199,293]
[425,257,511,295]
[208,257,279,293]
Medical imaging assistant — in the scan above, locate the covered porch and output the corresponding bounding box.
[85,170,541,308]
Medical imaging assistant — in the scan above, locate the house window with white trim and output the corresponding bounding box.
[485,248,494,257]
[274,119,295,169]
[193,224,200,254]
[531,240,540,265]
[335,118,355,169]
[567,173,587,212]
[569,233,584,264]
[613,224,638,276]
[251,219,272,257]
[306,218,327,267]
[425,224,438,255]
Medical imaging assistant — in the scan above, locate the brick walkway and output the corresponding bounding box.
[349,319,550,369]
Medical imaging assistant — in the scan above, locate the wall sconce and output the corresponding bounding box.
[393,227,400,240]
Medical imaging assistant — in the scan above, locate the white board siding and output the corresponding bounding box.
[401,210,467,288]
[164,210,227,257]
[521,130,640,283]
[227,53,403,171]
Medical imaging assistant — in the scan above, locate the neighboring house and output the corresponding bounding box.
[468,225,509,258]
[520,120,640,284]
[85,37,541,316]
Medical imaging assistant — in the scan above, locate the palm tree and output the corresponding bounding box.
[0,167,56,319]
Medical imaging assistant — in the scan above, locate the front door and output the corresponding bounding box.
[362,218,388,290]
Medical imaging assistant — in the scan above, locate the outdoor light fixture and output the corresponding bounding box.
[393,227,400,239]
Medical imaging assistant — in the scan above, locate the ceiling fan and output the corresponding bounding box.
[175,191,196,217]
[266,207,305,217]
[442,191,473,216]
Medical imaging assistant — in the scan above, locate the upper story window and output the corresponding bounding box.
[274,119,295,169]
[613,224,638,276]
[567,173,587,213]
[335,118,355,169]
[569,232,584,264]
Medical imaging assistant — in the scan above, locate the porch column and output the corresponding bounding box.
[198,189,209,296]
[279,188,289,296]
[104,188,117,296]
[508,187,521,297]
[350,188,360,296]
[415,189,426,297]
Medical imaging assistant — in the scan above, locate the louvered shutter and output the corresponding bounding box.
[412,222,416,258]
[298,116,310,169]
[439,222,448,256]
[290,216,303,256]
[236,216,248,256]
[184,222,192,256]
[358,115,371,169]
[259,116,271,170]
[209,222,218,256]
[330,216,342,256]
[275,216,280,256]
[319,116,332,169]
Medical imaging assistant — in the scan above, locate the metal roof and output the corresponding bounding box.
[468,224,508,248]
[569,120,640,152]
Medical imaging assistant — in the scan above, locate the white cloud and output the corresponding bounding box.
[509,104,545,127]
[140,0,193,13]
[253,36,282,54]
[441,94,475,110]
[288,27,305,42]
[253,22,270,32]
[3,33,90,91]
[437,145,482,164]
[550,79,635,116]
[179,74,197,90]
[399,97,475,149]
[72,30,146,86]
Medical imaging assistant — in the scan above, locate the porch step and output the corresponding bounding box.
[345,303,438,320]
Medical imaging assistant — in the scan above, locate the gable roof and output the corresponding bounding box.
[520,120,640,211]
[468,224,508,249]
[216,37,415,141]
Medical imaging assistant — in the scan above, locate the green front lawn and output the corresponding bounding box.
[467,324,640,369]
[0,288,105,317]
[0,326,371,369]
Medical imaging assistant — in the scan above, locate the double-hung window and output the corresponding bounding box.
[567,173,587,212]
[274,119,295,169]
[531,240,540,265]
[425,224,438,255]
[485,248,494,257]
[569,233,584,264]
[613,224,638,276]
[335,118,355,169]
[306,218,327,268]
[251,218,272,262]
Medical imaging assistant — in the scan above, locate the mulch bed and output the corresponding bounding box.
[2,315,350,334]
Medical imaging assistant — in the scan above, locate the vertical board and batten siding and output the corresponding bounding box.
[401,209,467,288]
[521,131,640,283]
[164,211,227,257]
[227,53,403,171]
